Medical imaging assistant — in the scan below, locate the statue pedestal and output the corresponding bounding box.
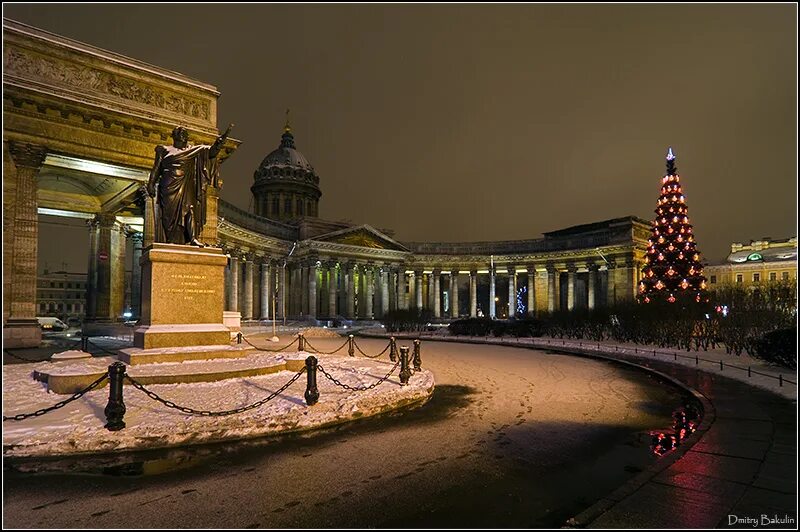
[133,243,230,350]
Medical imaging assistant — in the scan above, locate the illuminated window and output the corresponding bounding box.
[769,272,777,281]
[736,274,743,283]
[753,273,760,282]
[710,275,717,284]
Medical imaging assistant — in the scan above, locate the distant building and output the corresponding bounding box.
[705,237,797,287]
[36,270,88,321]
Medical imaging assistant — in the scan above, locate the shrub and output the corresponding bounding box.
[752,327,797,370]
[380,309,433,333]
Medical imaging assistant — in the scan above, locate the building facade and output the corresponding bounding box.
[3,19,648,346]
[705,237,797,287]
[36,270,88,321]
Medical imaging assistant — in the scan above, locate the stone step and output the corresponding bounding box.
[118,343,255,365]
[33,351,309,394]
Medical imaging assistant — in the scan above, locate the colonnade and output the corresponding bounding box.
[221,256,639,321]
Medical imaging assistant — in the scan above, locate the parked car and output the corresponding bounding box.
[66,317,83,327]
[37,317,69,331]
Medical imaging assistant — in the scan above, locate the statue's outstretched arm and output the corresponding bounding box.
[209,123,234,159]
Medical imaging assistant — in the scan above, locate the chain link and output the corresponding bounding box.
[317,361,400,391]
[353,340,391,359]
[125,369,305,416]
[3,373,109,422]
[304,338,349,355]
[241,334,299,353]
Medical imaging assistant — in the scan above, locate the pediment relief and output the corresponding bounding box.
[313,226,409,252]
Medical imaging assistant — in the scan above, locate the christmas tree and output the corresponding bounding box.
[639,148,707,304]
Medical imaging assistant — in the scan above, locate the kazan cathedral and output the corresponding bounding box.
[2,20,649,346]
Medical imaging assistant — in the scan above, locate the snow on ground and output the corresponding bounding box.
[3,352,434,458]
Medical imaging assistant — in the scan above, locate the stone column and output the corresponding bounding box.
[432,269,441,318]
[380,267,390,317]
[300,262,309,318]
[278,263,286,319]
[365,266,374,318]
[426,272,434,311]
[414,271,424,310]
[469,270,477,317]
[567,264,576,311]
[618,258,637,303]
[4,142,46,347]
[242,256,255,320]
[346,263,356,318]
[260,259,272,319]
[547,265,557,312]
[86,218,100,319]
[507,266,516,318]
[606,262,617,307]
[128,231,144,319]
[87,214,126,321]
[308,260,318,319]
[526,266,535,316]
[327,262,338,317]
[398,269,408,311]
[450,271,460,318]
[228,253,240,312]
[534,268,548,314]
[587,264,598,310]
[489,266,496,318]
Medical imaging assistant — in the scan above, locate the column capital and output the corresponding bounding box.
[450,269,459,277]
[587,262,600,272]
[507,265,516,274]
[93,212,117,227]
[8,141,47,170]
[470,269,478,276]
[432,268,441,275]
[526,265,536,275]
[545,262,557,273]
[566,263,578,273]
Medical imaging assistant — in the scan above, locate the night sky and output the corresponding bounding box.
[4,4,796,271]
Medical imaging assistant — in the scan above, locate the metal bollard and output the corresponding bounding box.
[389,337,397,362]
[748,366,751,377]
[304,356,319,405]
[104,362,127,431]
[237,332,242,344]
[81,335,89,352]
[399,346,411,385]
[412,339,422,371]
[348,335,355,357]
[298,333,306,352]
[779,374,783,387]
[674,352,677,361]
[695,355,699,365]
[719,360,723,371]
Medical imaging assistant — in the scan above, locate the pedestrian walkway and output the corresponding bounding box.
[365,332,797,528]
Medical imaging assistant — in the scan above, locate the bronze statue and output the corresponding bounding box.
[146,124,233,246]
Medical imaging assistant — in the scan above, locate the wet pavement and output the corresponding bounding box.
[3,338,689,528]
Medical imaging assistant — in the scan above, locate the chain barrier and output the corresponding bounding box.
[125,368,306,416]
[3,373,108,422]
[241,334,299,353]
[3,349,39,363]
[353,340,391,359]
[304,337,350,355]
[318,360,400,392]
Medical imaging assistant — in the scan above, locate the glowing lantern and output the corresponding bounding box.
[668,294,676,303]
[681,279,689,289]
[667,268,676,276]
[655,280,664,290]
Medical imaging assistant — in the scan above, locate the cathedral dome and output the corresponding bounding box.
[251,120,321,221]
